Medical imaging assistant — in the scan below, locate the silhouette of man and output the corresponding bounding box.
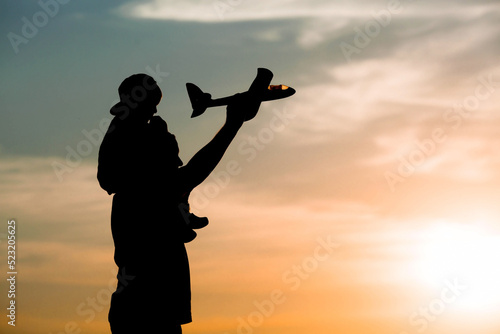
[98,74,258,333]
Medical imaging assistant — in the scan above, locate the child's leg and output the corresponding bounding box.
[180,191,209,230]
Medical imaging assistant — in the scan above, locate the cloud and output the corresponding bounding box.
[116,0,499,23]
[116,0,360,23]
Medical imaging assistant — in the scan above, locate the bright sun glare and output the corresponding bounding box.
[418,222,500,313]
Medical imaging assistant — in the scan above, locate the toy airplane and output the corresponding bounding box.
[186,68,296,121]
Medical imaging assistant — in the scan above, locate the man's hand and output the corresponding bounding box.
[149,116,168,136]
[149,116,171,147]
[150,115,168,131]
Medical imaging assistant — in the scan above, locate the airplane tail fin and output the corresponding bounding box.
[186,83,209,118]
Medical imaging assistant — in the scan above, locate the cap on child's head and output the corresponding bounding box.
[110,74,162,116]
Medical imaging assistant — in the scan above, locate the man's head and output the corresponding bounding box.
[111,74,163,122]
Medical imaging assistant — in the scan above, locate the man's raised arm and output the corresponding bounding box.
[179,94,258,192]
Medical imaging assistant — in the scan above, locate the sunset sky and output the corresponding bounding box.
[2,0,500,333]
